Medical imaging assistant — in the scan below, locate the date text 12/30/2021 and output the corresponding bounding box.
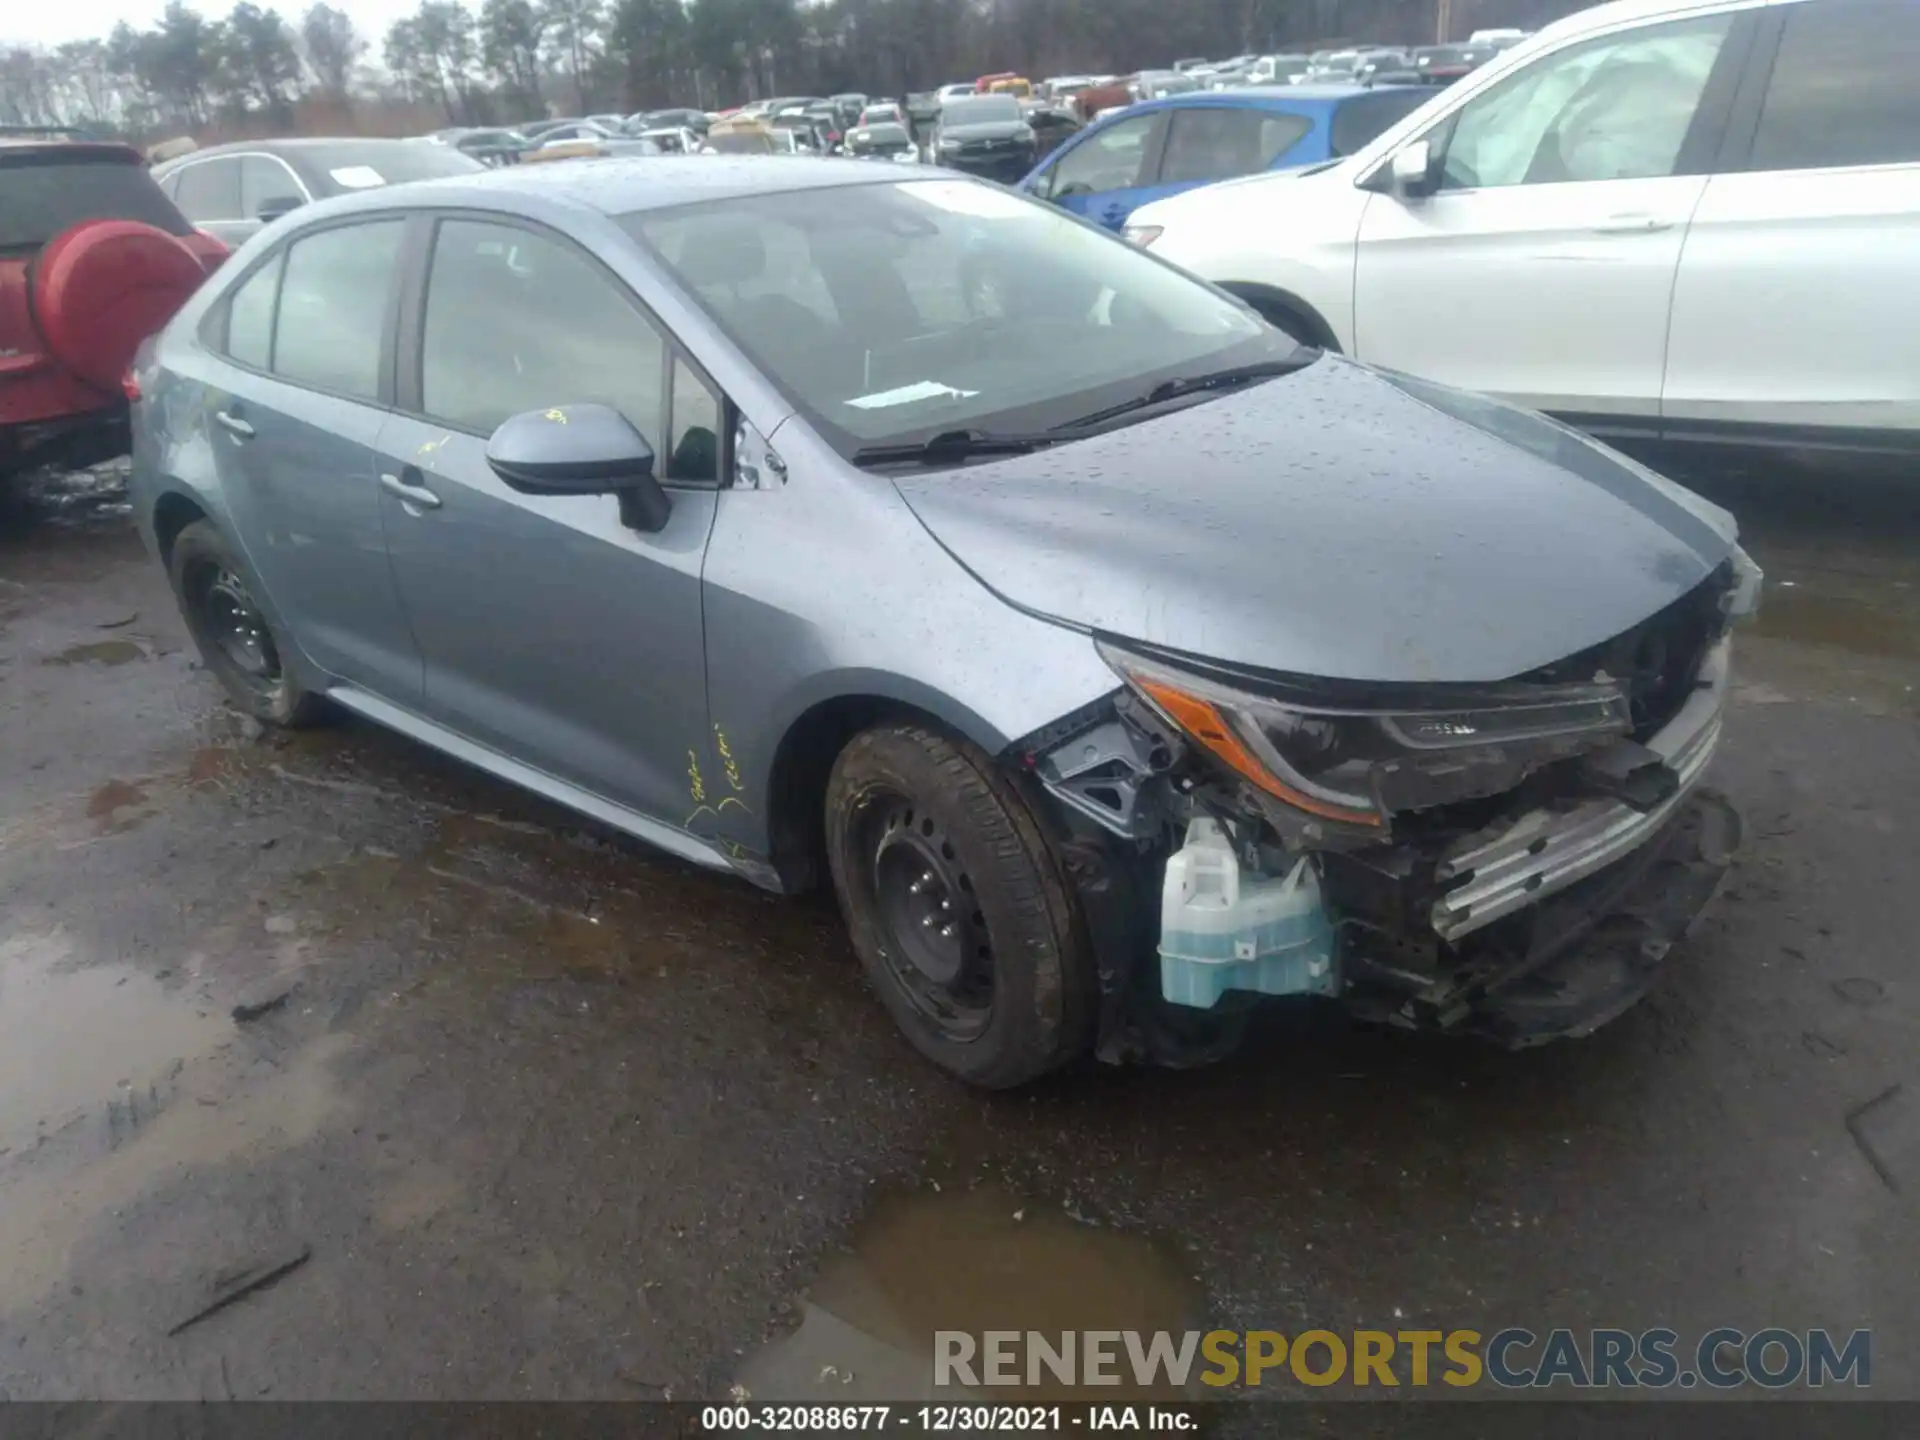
[700,1404,1196,1432]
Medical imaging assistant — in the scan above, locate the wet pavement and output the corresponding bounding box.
[0,453,1916,1403]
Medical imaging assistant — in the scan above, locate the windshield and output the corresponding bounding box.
[302,141,485,190]
[941,95,1021,125]
[626,178,1287,455]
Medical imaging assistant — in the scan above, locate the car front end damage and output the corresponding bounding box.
[1013,552,1760,1064]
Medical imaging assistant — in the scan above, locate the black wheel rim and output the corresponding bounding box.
[188,561,281,684]
[861,791,993,1041]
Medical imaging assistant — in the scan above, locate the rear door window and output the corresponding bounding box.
[271,220,405,400]
[224,251,283,371]
[1747,0,1920,171]
[1157,108,1312,185]
[0,151,193,252]
[172,159,242,223]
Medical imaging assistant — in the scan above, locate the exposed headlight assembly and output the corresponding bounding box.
[1098,641,1633,838]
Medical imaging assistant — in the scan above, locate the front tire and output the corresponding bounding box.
[167,519,325,727]
[825,723,1096,1088]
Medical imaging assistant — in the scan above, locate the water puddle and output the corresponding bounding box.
[737,1183,1202,1403]
[43,638,147,667]
[0,928,227,1146]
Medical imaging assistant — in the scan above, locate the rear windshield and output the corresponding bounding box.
[0,151,191,252]
[1329,89,1435,156]
[942,96,1022,125]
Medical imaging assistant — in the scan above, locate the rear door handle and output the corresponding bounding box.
[1592,213,1675,234]
[213,410,253,439]
[379,470,441,511]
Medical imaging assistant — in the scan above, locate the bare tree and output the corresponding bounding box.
[301,3,365,97]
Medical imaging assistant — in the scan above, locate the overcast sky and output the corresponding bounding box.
[7,0,415,49]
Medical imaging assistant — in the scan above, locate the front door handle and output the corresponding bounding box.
[213,410,253,439]
[379,470,442,511]
[1592,213,1675,234]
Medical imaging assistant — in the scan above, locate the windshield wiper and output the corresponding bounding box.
[851,355,1316,468]
[1061,355,1316,431]
[851,428,1074,468]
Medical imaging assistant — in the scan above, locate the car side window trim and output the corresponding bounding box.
[1709,5,1789,173]
[1356,1,1763,191]
[201,213,409,410]
[393,208,731,491]
[164,151,313,221]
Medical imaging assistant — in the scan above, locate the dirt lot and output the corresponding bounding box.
[1,454,1915,1402]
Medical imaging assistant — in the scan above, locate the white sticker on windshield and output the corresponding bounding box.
[901,179,1033,218]
[846,380,981,410]
[328,165,387,189]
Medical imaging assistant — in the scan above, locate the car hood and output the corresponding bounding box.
[889,358,1738,684]
[940,121,1033,141]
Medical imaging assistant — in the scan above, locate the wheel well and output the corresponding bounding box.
[764,695,958,893]
[1220,283,1342,353]
[152,492,208,568]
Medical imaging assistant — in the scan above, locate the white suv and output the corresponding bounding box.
[1129,0,1920,454]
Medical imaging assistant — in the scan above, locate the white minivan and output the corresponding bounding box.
[1129,0,1920,455]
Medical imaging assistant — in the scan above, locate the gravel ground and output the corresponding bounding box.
[0,452,1914,1404]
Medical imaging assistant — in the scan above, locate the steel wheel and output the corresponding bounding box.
[195,564,281,682]
[862,792,994,1042]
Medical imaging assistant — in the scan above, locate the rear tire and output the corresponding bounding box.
[167,520,326,728]
[825,722,1096,1088]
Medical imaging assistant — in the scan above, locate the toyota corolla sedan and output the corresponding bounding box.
[128,157,1758,1088]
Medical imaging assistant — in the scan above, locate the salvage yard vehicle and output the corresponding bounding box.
[1128,0,1920,455]
[154,138,486,248]
[845,122,921,163]
[129,156,1758,1088]
[931,93,1038,181]
[2,132,226,479]
[1022,85,1433,231]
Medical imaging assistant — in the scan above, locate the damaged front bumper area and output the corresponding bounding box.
[1020,562,1755,1061]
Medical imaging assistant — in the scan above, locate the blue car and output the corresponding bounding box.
[1019,85,1433,231]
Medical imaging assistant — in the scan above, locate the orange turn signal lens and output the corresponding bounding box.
[1135,676,1384,828]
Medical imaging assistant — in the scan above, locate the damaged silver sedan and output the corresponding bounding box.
[128,158,1758,1087]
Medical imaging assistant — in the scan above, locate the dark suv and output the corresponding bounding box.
[1,132,226,479]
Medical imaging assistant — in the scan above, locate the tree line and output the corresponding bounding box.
[0,0,1594,138]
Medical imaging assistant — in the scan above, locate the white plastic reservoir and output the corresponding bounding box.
[1158,818,1338,1009]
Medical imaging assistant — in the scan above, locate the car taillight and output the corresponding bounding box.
[122,366,141,402]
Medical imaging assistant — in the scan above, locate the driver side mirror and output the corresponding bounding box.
[486,403,672,533]
[1388,139,1436,199]
[257,195,304,223]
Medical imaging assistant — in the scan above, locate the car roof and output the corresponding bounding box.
[305,154,907,220]
[0,139,142,164]
[153,136,444,172]
[1542,0,1783,34]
